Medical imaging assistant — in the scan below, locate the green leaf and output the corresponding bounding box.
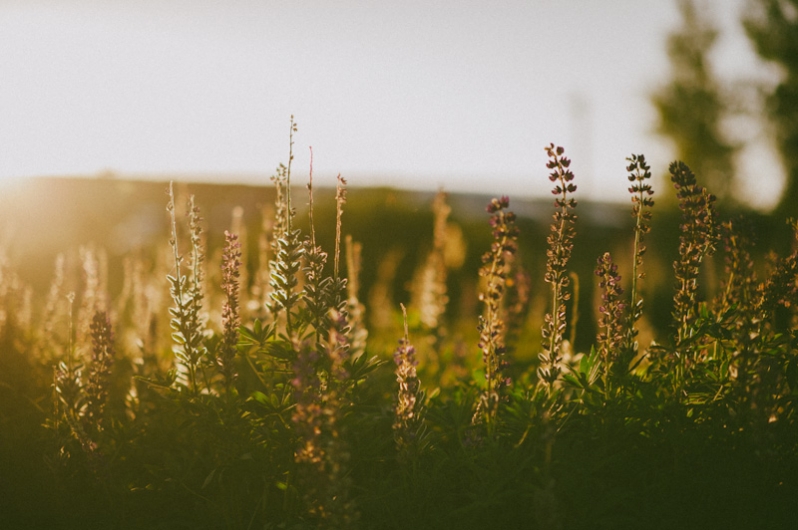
[250,391,268,404]
[563,373,583,389]
[265,340,295,360]
[346,354,385,382]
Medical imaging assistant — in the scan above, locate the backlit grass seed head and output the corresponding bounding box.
[539,144,577,389]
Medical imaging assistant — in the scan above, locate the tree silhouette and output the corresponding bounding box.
[744,0,798,217]
[653,0,738,203]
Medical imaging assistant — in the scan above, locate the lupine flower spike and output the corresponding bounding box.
[217,231,241,394]
[595,253,625,398]
[669,161,717,387]
[621,154,654,371]
[474,195,518,432]
[394,303,422,461]
[539,144,577,391]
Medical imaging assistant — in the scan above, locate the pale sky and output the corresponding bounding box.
[0,0,785,207]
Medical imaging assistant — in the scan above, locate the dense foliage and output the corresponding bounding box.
[1,131,797,529]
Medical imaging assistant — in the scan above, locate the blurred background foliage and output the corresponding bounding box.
[655,0,798,217]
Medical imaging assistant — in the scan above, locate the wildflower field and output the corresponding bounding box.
[1,127,798,529]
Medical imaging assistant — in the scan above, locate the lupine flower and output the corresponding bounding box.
[83,311,114,433]
[217,231,241,392]
[670,161,717,347]
[624,154,654,359]
[474,196,518,431]
[539,144,577,390]
[394,304,423,460]
[595,253,625,396]
[166,184,208,394]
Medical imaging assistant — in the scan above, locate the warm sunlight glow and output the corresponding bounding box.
[0,0,784,207]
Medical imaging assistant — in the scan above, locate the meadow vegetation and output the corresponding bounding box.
[1,123,797,529]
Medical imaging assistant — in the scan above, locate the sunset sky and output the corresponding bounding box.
[0,0,783,207]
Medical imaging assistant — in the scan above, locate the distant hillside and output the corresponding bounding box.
[0,175,787,350]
